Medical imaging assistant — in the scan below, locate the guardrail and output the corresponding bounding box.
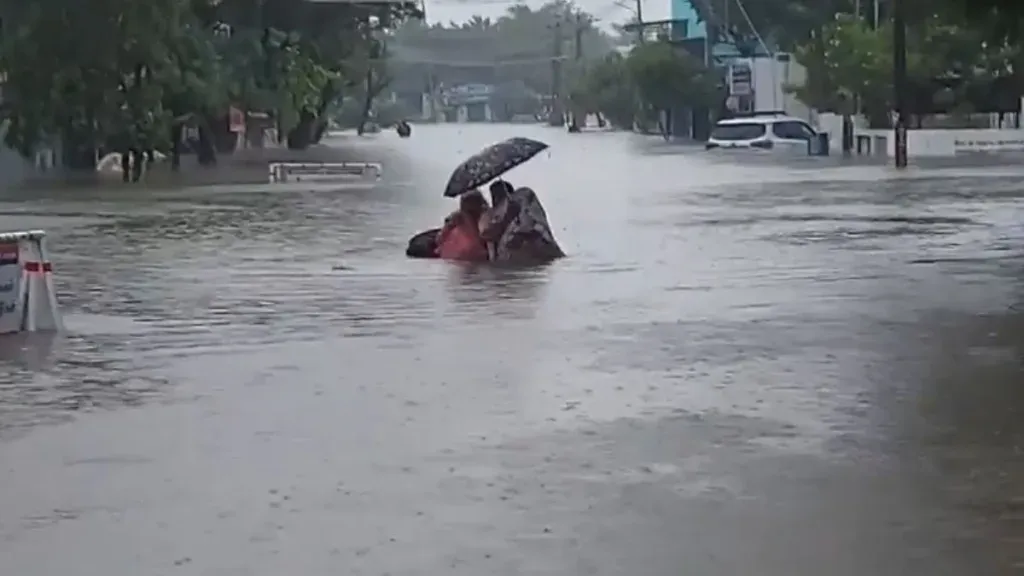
[268,162,382,183]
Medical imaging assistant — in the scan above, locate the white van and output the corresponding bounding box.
[706,113,817,151]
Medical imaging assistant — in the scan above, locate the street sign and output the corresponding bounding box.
[730,64,751,96]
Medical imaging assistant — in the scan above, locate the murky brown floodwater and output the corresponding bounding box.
[1,125,1023,575]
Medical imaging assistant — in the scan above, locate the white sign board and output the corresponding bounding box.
[730,65,752,96]
[953,136,1024,153]
[0,242,21,333]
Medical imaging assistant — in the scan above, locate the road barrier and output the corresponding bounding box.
[268,162,381,183]
[0,230,62,334]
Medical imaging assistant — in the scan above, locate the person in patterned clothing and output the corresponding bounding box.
[482,180,564,264]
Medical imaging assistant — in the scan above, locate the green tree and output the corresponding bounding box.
[789,15,891,122]
[0,0,207,170]
[389,1,614,99]
[627,41,719,112]
[787,9,1020,126]
[944,0,1024,42]
[209,0,419,148]
[341,30,391,136]
[569,41,721,131]
[569,53,635,128]
[0,0,422,171]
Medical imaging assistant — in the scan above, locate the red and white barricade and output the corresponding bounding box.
[0,230,62,334]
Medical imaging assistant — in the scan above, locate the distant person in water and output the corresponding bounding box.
[435,190,489,262]
[482,180,564,264]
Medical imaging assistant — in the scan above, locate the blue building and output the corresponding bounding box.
[662,0,783,137]
[660,0,715,139]
[439,84,495,123]
[668,0,772,63]
[669,0,706,41]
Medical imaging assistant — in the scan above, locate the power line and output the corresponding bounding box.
[730,0,771,59]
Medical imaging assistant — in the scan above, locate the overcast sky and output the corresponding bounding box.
[421,0,671,28]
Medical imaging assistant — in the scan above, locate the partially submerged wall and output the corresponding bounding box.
[0,123,60,190]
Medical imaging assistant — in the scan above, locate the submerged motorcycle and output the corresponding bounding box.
[406,228,440,258]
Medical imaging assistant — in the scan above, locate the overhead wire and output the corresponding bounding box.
[726,0,779,110]
[730,0,772,58]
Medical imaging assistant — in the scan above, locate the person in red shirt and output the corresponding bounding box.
[435,190,489,262]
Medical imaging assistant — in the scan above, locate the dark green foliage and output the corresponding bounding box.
[692,0,1024,123]
[0,0,421,165]
[389,1,614,97]
[569,42,721,129]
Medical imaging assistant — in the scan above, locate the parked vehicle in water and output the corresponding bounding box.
[706,112,817,151]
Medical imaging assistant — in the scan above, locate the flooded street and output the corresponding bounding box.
[2,124,1024,575]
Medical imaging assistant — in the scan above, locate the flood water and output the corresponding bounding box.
[1,124,1024,575]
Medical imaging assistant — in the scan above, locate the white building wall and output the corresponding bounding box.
[729,55,812,122]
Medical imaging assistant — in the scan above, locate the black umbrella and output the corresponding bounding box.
[443,137,549,197]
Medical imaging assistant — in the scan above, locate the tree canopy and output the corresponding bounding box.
[0,0,421,172]
[691,0,1024,125]
[389,1,614,98]
[560,0,1024,131]
[569,40,720,130]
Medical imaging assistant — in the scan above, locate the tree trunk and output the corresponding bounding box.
[357,69,375,136]
[132,149,144,183]
[1015,52,1024,129]
[120,149,131,182]
[196,120,217,166]
[286,110,316,150]
[313,121,328,142]
[210,114,238,153]
[170,123,183,171]
[312,80,336,144]
[60,120,98,172]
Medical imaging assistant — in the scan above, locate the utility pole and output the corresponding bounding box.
[549,18,565,126]
[634,0,644,43]
[426,70,441,123]
[893,0,908,168]
[851,0,863,146]
[569,13,584,131]
[574,13,584,60]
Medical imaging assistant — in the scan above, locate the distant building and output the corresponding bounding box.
[669,0,706,41]
[436,83,495,123]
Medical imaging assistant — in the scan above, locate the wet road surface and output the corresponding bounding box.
[2,125,1024,575]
